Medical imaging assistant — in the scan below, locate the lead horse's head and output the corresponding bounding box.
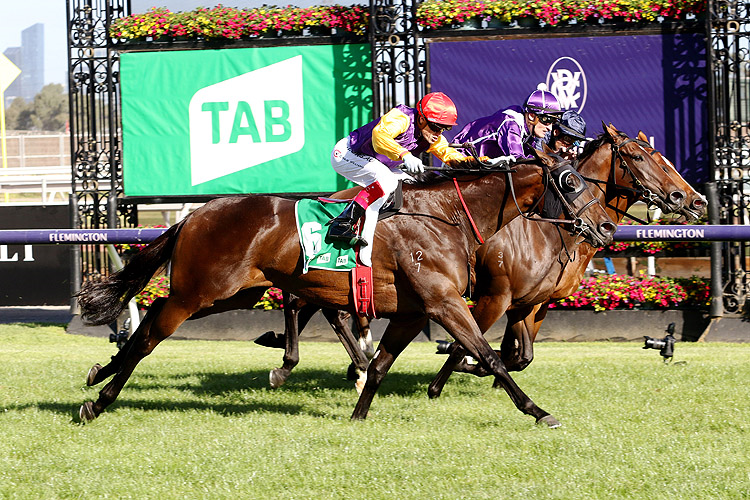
[635,130,707,221]
[595,124,702,218]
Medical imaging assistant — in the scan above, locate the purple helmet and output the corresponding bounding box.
[524,84,562,116]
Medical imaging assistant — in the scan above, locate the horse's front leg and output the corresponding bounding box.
[351,315,427,420]
[427,293,511,398]
[319,308,370,394]
[428,294,560,428]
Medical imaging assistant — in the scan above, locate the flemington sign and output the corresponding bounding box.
[119,44,372,196]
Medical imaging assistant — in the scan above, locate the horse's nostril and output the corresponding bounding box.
[670,191,686,205]
[692,198,706,209]
[600,222,616,235]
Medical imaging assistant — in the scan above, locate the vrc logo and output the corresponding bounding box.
[188,56,304,185]
[546,57,587,112]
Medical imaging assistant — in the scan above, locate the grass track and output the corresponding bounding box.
[0,323,748,499]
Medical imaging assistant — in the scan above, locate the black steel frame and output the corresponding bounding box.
[706,0,750,314]
[66,1,746,315]
[67,0,134,295]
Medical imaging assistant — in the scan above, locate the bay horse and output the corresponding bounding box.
[77,155,616,426]
[262,125,704,396]
[426,125,706,396]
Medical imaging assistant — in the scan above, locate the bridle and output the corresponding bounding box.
[441,142,607,243]
[579,135,669,224]
[509,161,604,239]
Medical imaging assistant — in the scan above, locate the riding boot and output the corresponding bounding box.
[326,201,368,246]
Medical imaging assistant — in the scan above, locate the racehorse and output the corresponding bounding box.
[426,125,706,396]
[261,125,704,397]
[259,150,618,392]
[76,154,616,426]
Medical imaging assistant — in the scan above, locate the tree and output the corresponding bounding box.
[4,97,33,130]
[3,84,68,132]
[30,84,68,131]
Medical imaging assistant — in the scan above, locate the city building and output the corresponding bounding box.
[2,23,44,105]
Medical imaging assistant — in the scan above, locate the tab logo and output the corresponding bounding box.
[189,56,304,185]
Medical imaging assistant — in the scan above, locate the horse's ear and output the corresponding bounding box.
[603,122,616,138]
[637,131,648,141]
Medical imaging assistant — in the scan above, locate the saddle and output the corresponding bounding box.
[317,181,403,221]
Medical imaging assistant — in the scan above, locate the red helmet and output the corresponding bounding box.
[417,92,458,126]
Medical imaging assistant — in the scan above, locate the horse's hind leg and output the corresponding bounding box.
[269,292,307,388]
[86,298,168,386]
[79,297,194,422]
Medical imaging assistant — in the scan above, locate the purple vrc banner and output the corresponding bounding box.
[429,34,708,184]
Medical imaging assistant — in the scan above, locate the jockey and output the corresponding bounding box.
[451,83,563,161]
[328,92,477,266]
[546,110,587,160]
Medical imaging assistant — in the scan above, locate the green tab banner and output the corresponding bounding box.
[120,44,372,196]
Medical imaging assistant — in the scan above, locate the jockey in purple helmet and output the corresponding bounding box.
[452,84,563,161]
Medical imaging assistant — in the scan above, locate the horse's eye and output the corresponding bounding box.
[632,155,644,161]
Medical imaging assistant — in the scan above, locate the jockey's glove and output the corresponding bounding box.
[402,153,425,173]
[483,156,515,168]
[446,155,493,168]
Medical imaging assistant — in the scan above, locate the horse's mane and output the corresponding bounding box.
[578,130,628,162]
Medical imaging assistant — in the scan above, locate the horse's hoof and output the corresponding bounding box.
[78,401,97,423]
[86,364,102,386]
[537,415,561,428]
[269,369,286,389]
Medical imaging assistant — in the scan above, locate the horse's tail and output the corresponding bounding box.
[77,218,187,326]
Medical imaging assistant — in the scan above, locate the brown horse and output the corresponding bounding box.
[426,125,706,396]
[260,136,629,391]
[76,156,615,426]
[264,125,705,395]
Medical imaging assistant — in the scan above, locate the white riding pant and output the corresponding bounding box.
[331,136,411,266]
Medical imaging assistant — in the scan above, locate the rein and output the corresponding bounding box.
[579,136,665,224]
[509,162,600,231]
[452,178,485,244]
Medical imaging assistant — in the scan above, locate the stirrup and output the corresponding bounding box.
[326,227,368,247]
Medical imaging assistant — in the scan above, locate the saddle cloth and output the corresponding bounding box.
[295,198,357,274]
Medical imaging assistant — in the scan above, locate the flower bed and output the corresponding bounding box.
[549,273,710,311]
[416,0,705,28]
[109,0,703,42]
[109,5,369,40]
[133,274,710,311]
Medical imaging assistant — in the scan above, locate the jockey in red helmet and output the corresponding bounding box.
[452,84,563,161]
[328,92,476,266]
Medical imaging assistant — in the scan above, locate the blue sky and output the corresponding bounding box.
[0,0,350,90]
[0,0,68,86]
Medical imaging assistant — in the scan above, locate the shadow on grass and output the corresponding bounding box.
[8,368,435,422]
[127,367,431,397]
